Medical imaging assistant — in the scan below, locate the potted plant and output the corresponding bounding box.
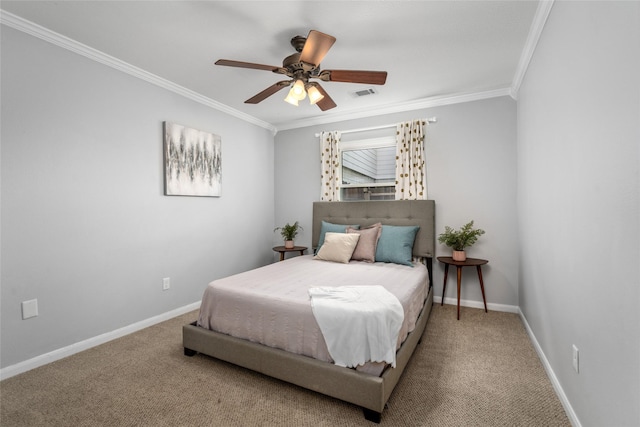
[438,220,485,261]
[274,221,303,249]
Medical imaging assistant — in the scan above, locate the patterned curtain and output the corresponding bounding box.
[320,131,341,201]
[395,120,427,200]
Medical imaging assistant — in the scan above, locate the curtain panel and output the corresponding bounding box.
[395,120,427,200]
[320,131,341,201]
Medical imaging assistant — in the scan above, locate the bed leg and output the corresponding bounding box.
[184,347,197,357]
[362,408,382,423]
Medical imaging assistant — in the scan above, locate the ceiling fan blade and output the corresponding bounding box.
[215,59,287,74]
[319,70,387,85]
[244,81,291,104]
[313,84,337,111]
[300,30,336,67]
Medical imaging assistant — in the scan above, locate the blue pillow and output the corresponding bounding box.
[375,225,420,266]
[316,221,359,253]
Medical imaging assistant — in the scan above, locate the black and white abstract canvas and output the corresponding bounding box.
[163,122,221,197]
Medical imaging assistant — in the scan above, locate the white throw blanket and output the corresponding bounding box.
[308,285,405,368]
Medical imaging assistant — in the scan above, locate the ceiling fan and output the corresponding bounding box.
[215,30,387,111]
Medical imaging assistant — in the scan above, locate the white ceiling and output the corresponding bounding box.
[1,1,540,131]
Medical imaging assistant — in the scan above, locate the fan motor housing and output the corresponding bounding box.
[290,35,307,52]
[282,52,316,75]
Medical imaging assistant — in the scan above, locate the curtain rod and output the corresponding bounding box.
[314,117,437,137]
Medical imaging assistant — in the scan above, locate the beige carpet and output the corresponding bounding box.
[1,304,570,426]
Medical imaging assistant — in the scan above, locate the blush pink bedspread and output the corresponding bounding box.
[197,255,428,369]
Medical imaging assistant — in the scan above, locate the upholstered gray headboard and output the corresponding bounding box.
[312,200,436,258]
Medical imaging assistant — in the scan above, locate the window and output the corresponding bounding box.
[340,136,396,201]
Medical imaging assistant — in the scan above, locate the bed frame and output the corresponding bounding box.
[183,200,436,423]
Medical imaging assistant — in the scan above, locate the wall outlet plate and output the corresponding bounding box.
[162,277,170,291]
[22,299,38,319]
[572,344,579,373]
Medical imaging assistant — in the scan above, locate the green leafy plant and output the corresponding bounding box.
[438,220,485,251]
[274,221,303,241]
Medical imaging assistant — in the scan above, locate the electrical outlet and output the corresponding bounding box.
[162,277,170,291]
[572,344,579,373]
[22,299,39,319]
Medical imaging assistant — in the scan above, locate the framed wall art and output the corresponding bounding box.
[163,121,221,197]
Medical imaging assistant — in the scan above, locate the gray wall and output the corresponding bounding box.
[1,27,275,368]
[517,2,639,426]
[5,4,638,425]
[274,96,519,309]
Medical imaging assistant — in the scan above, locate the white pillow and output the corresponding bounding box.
[313,232,360,264]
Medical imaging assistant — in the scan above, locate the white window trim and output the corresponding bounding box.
[341,182,393,189]
[340,136,396,151]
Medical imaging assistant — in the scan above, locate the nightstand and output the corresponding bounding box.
[437,256,489,320]
[272,246,307,261]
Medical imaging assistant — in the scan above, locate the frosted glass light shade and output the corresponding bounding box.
[291,79,306,100]
[307,85,324,104]
[284,89,299,106]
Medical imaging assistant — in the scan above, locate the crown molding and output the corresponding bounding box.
[274,87,513,132]
[510,0,555,99]
[0,10,278,135]
[2,6,543,136]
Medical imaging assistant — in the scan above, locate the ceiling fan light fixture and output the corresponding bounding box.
[284,89,299,106]
[217,30,386,111]
[307,85,324,105]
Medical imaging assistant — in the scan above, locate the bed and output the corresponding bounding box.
[183,200,436,422]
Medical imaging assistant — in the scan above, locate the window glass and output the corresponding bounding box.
[340,137,395,201]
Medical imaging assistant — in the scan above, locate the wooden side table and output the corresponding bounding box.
[272,246,307,261]
[437,256,489,320]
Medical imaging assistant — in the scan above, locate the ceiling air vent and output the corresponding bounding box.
[351,88,378,97]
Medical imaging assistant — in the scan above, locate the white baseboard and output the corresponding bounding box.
[0,301,201,381]
[518,309,582,427]
[433,296,519,313]
[0,298,582,427]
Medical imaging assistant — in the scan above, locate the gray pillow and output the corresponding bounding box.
[346,223,382,263]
